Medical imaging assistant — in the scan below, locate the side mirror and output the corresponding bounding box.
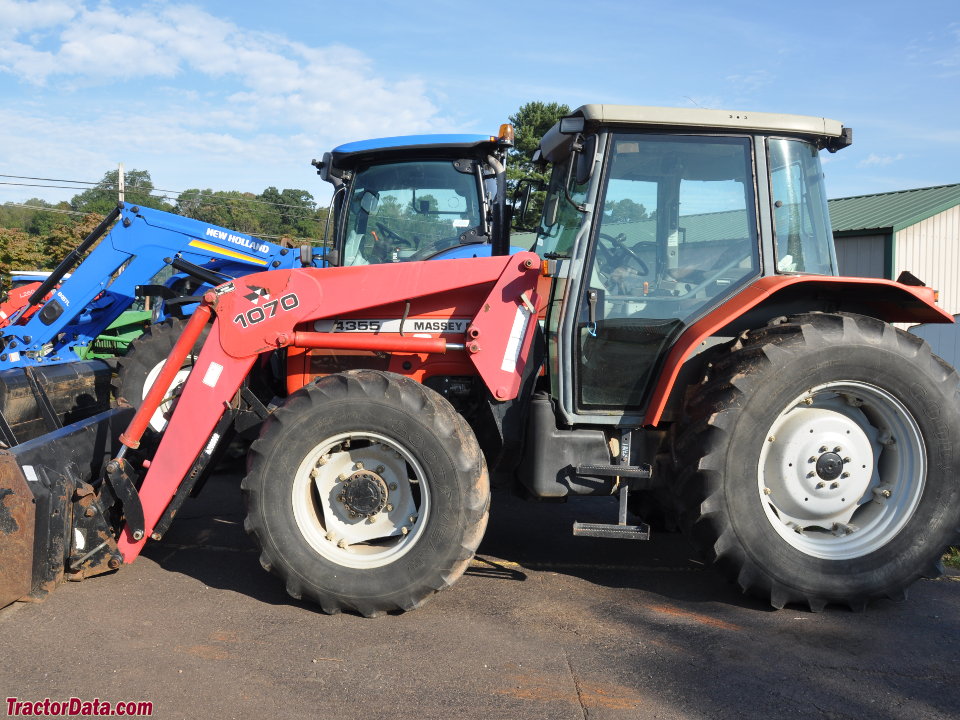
[359,190,379,215]
[575,134,598,185]
[511,177,546,231]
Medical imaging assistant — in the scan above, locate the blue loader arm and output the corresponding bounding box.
[0,203,323,368]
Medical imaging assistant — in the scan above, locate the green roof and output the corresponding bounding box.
[828,183,960,234]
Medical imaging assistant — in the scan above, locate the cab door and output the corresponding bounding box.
[545,132,763,422]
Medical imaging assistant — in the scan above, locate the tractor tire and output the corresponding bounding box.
[242,369,489,617]
[113,317,209,435]
[675,312,960,611]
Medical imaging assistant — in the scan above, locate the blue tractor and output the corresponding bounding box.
[0,128,517,444]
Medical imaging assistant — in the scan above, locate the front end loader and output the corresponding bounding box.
[1,106,957,617]
[0,252,542,613]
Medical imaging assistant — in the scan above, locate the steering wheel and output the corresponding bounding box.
[595,232,650,294]
[597,233,650,275]
[375,223,416,248]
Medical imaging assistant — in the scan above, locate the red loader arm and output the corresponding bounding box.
[116,253,542,559]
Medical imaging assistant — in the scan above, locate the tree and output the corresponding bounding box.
[71,169,171,215]
[41,213,103,268]
[506,101,570,228]
[604,198,649,224]
[0,227,45,271]
[175,189,266,235]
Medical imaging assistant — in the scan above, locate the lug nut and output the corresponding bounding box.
[385,504,393,512]
[830,482,840,490]
[841,472,850,479]
[389,483,398,491]
[337,539,347,549]
[833,447,842,453]
[816,482,825,489]
[376,465,385,473]
[355,462,364,470]
[819,446,828,453]
[325,531,335,541]
[400,527,409,535]
[762,487,772,495]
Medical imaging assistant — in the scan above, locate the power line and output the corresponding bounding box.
[0,172,326,212]
[1,198,328,244]
[1,202,90,217]
[0,173,98,186]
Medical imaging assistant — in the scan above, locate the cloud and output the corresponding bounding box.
[0,0,77,32]
[725,70,775,94]
[0,1,444,135]
[0,1,455,204]
[858,153,906,168]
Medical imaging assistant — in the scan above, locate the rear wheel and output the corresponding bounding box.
[676,313,960,610]
[242,370,489,616]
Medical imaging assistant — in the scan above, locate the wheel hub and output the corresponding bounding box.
[815,452,844,481]
[761,402,876,524]
[757,382,927,560]
[339,471,388,518]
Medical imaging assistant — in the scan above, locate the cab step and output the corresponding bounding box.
[573,485,651,540]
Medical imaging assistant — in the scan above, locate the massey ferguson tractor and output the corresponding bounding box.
[1,105,957,617]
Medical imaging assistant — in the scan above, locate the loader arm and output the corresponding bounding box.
[116,252,542,559]
[0,203,319,368]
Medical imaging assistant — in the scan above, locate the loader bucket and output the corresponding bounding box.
[0,361,114,446]
[0,407,132,607]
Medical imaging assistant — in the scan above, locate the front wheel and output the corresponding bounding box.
[676,313,960,610]
[113,317,208,434]
[242,370,489,616]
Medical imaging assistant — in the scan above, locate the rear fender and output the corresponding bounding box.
[644,275,953,426]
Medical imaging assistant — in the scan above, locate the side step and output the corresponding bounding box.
[573,485,651,540]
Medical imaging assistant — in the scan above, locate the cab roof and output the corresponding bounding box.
[540,104,851,163]
[330,133,500,168]
[571,104,845,137]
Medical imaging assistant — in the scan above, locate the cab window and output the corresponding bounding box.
[342,160,482,265]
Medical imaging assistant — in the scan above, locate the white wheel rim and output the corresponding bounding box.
[757,381,925,560]
[291,431,430,569]
[141,358,195,433]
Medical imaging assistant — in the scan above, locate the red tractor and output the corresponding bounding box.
[1,105,957,616]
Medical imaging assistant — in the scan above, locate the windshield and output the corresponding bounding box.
[768,138,836,275]
[341,160,484,265]
[534,160,589,257]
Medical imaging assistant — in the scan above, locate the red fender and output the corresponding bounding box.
[643,275,953,427]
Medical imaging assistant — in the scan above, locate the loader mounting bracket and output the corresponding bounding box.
[104,458,145,542]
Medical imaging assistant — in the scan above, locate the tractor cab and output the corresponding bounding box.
[315,129,515,265]
[532,105,850,425]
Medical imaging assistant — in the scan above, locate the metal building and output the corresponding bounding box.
[829,183,960,367]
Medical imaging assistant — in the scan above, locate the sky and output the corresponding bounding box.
[1,0,958,210]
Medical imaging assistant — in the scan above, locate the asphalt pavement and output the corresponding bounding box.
[2,469,958,720]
